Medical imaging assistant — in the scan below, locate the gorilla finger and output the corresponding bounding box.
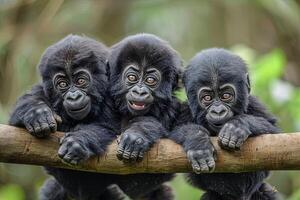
[117,145,127,161]
[129,151,139,162]
[46,114,57,133]
[58,145,68,159]
[136,151,145,162]
[33,122,43,138]
[228,135,238,149]
[122,144,134,161]
[116,151,124,161]
[40,122,51,136]
[191,160,201,174]
[129,138,144,162]
[198,159,209,172]
[24,123,34,134]
[65,153,83,165]
[122,151,131,160]
[53,113,62,124]
[61,154,72,163]
[206,157,216,171]
[219,135,230,146]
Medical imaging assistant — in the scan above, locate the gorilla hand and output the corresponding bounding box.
[58,133,92,165]
[218,120,250,150]
[117,131,151,163]
[23,104,61,138]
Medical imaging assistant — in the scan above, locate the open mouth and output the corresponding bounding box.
[128,101,148,111]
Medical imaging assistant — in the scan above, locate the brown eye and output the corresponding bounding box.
[203,95,212,102]
[58,81,68,88]
[127,75,137,82]
[145,77,156,85]
[77,78,86,85]
[222,93,232,100]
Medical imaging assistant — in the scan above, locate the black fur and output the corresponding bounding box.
[171,48,280,200]
[107,33,183,199]
[9,34,181,200]
[9,35,125,200]
[9,35,117,164]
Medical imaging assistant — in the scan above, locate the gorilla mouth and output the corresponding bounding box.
[69,103,90,112]
[128,101,149,111]
[212,122,224,128]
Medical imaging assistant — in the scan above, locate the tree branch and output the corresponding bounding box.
[0,124,299,174]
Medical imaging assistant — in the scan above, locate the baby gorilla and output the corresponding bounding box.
[173,48,280,200]
[107,33,183,199]
[9,35,124,200]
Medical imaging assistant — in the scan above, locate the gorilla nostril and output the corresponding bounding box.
[219,109,226,116]
[132,87,149,97]
[67,91,83,101]
[140,91,148,97]
[132,90,139,95]
[212,107,227,116]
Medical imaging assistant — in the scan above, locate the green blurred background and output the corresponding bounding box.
[1,0,300,199]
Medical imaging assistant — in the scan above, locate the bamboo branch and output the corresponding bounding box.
[0,124,299,174]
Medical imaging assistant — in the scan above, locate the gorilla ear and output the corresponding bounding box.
[246,73,251,93]
[105,59,111,81]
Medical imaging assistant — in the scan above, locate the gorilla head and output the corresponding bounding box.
[38,35,109,120]
[184,48,250,132]
[109,33,181,116]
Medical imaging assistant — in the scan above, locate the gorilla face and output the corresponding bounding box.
[38,35,109,121]
[53,69,92,120]
[122,65,161,115]
[109,33,182,117]
[184,48,250,132]
[198,83,235,130]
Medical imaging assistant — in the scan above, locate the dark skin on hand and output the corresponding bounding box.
[171,48,280,200]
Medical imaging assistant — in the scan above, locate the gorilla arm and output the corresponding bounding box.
[168,104,216,173]
[9,84,61,138]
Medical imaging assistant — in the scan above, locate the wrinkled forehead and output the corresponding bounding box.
[185,65,244,91]
[44,49,101,77]
[117,44,174,73]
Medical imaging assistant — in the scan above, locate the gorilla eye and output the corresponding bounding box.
[77,78,86,85]
[58,81,68,89]
[127,74,137,82]
[221,93,232,100]
[203,95,212,102]
[145,77,157,86]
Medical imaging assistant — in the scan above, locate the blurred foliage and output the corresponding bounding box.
[0,184,25,200]
[1,0,300,199]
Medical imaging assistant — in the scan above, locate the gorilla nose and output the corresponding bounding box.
[211,105,227,116]
[66,90,84,101]
[132,87,149,98]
